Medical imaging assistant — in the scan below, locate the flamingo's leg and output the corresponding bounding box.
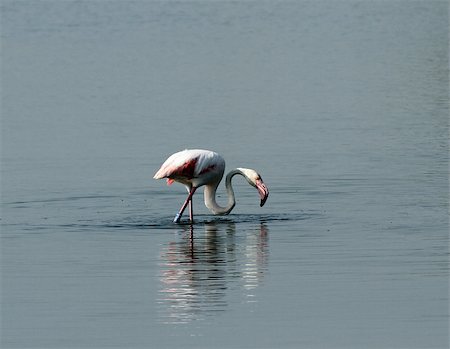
[173,187,197,223]
[189,196,194,223]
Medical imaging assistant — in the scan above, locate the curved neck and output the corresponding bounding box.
[204,169,243,215]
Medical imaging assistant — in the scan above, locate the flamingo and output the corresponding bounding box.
[154,149,269,223]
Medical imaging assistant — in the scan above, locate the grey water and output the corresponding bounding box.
[1,1,448,348]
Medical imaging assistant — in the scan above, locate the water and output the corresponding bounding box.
[1,1,448,348]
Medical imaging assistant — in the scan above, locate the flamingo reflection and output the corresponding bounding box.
[157,222,269,324]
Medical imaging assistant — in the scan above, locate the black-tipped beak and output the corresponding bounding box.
[255,179,269,207]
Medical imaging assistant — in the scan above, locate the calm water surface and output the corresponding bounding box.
[1,1,448,348]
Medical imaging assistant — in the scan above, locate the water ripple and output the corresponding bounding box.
[1,211,321,234]
[98,212,320,230]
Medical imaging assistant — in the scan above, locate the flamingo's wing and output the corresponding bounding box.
[154,149,223,185]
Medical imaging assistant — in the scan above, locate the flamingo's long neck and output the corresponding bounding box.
[204,169,243,215]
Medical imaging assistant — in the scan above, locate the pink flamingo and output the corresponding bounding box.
[154,149,269,223]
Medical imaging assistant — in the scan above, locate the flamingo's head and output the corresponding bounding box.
[237,168,269,207]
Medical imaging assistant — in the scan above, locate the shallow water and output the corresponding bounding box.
[1,1,448,348]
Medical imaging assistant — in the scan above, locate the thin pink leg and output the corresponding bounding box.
[173,187,197,223]
[189,196,194,223]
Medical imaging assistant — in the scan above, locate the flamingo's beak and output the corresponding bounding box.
[255,179,269,207]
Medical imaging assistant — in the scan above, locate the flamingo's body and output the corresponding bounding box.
[154,149,269,223]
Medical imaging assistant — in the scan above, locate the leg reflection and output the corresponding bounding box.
[157,222,269,324]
